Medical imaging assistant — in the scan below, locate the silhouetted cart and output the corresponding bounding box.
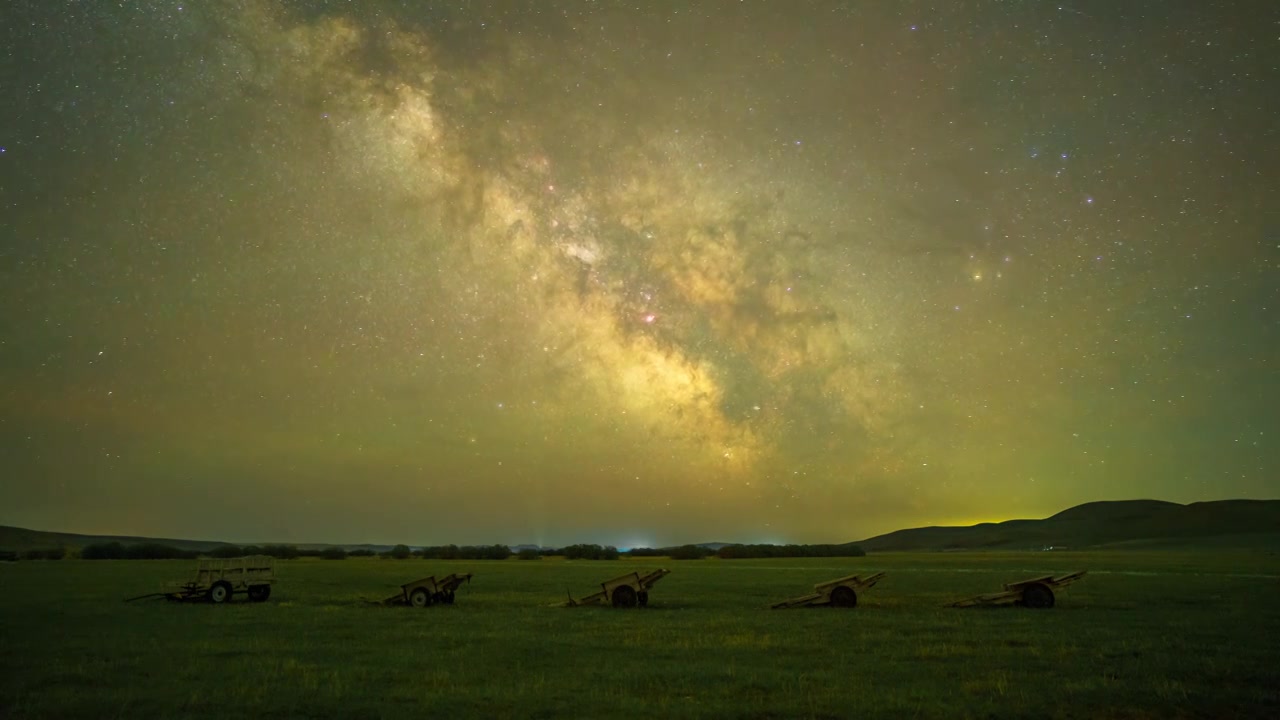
[383,573,473,607]
[949,571,1087,609]
[562,568,670,608]
[126,556,275,603]
[771,572,885,609]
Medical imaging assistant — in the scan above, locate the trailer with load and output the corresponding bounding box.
[561,568,670,608]
[948,570,1087,609]
[126,555,275,603]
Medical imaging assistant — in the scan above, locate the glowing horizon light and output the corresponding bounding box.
[619,538,655,552]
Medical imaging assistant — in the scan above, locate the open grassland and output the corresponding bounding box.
[2,551,1278,719]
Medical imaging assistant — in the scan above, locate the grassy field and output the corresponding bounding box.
[2,551,1278,719]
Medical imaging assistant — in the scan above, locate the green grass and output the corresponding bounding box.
[2,552,1278,719]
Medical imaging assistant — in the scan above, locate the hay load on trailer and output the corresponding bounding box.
[949,570,1087,609]
[561,568,670,608]
[771,572,885,609]
[382,573,473,607]
[126,555,275,603]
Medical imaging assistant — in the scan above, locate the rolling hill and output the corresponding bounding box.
[0,526,395,554]
[0,526,236,553]
[3,499,1277,554]
[850,499,1280,552]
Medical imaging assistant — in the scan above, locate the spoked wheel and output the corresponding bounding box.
[1022,583,1055,609]
[409,588,432,608]
[611,585,638,608]
[246,585,271,602]
[829,586,858,608]
[208,582,233,604]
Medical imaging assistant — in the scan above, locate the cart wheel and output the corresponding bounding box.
[247,585,271,602]
[611,585,638,608]
[409,588,432,608]
[638,591,649,608]
[830,586,858,608]
[1022,583,1055,609]
[208,582,232,604]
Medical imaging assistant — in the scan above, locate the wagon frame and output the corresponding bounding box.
[949,570,1087,609]
[383,573,473,607]
[771,571,885,609]
[562,568,670,608]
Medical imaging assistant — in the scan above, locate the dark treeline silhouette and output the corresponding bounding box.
[624,547,665,557]
[626,544,713,559]
[382,544,412,559]
[623,543,866,559]
[211,544,307,559]
[81,542,198,560]
[82,543,345,560]
[17,547,67,560]
[77,542,515,560]
[716,543,865,559]
[415,544,512,560]
[66,540,867,561]
[670,544,716,559]
[548,544,620,560]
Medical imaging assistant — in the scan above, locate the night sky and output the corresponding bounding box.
[2,1,1276,547]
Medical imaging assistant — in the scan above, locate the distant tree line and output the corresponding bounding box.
[522,543,866,560]
[81,542,198,560]
[622,547,665,557]
[2,547,67,561]
[415,544,512,560]
[71,541,517,561]
[206,544,319,559]
[209,544,305,559]
[625,544,715,559]
[669,545,717,559]
[622,543,866,559]
[62,539,866,561]
[715,543,865,559]
[550,544,621,560]
[383,545,412,559]
[81,543,355,560]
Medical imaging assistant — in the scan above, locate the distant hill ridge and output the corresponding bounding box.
[0,526,396,554]
[2,499,1277,553]
[849,499,1280,552]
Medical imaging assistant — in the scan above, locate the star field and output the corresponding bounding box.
[0,1,1275,546]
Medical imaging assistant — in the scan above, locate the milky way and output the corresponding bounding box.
[1,1,1275,545]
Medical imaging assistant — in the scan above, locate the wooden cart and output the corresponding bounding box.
[383,573,473,607]
[562,568,670,608]
[949,571,1087,609]
[771,572,885,609]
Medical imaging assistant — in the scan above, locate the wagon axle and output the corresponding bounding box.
[949,571,1087,609]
